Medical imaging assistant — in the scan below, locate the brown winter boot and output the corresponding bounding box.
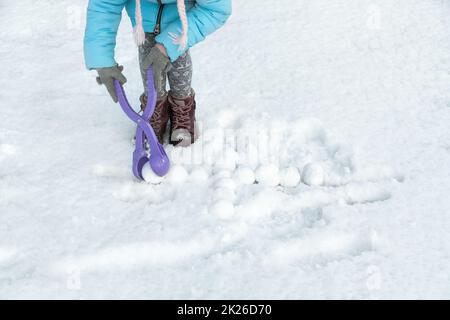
[140,93,170,144]
[168,91,199,147]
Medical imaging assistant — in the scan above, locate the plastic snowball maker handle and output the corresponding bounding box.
[114,67,170,179]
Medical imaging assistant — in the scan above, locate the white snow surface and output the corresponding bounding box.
[1,0,450,299]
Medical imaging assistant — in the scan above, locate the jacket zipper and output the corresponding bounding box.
[153,0,165,35]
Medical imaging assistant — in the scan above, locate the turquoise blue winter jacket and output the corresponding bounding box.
[84,0,232,69]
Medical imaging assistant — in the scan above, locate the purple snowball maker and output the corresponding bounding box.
[114,67,170,179]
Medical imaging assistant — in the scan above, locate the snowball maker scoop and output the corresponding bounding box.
[114,67,170,179]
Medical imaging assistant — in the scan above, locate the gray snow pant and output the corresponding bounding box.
[139,33,193,100]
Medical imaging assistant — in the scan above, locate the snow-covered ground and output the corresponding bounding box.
[1,0,450,299]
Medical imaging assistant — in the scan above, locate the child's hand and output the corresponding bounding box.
[142,45,170,96]
[96,65,127,103]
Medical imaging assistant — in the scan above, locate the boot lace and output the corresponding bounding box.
[141,97,164,132]
[150,106,164,130]
[171,104,192,130]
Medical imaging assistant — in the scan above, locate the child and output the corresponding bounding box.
[84,0,232,146]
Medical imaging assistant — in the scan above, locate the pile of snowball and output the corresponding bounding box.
[142,162,325,188]
[142,161,328,188]
[142,162,326,219]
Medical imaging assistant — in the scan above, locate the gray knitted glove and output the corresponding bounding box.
[142,46,170,95]
[96,65,127,103]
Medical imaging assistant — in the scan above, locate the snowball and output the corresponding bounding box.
[141,163,164,184]
[189,167,210,182]
[214,178,236,191]
[255,164,280,187]
[279,167,301,188]
[209,200,235,220]
[165,165,189,184]
[233,166,256,185]
[202,143,218,166]
[301,163,325,186]
[212,187,236,202]
[167,144,193,166]
[213,170,232,179]
[213,152,238,172]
